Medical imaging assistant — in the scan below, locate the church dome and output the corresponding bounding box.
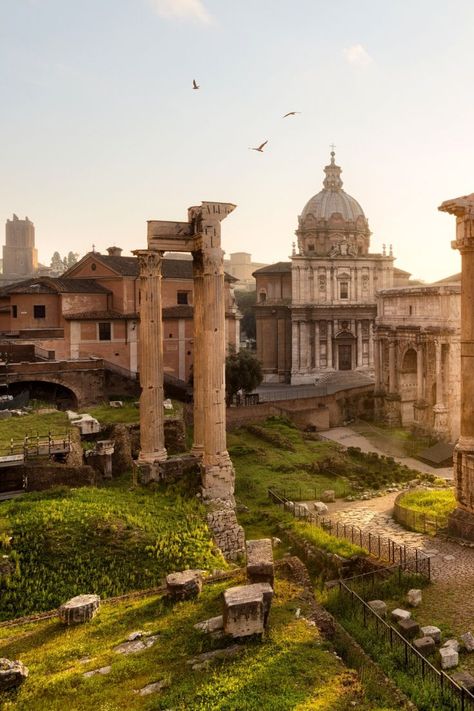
[300,152,365,222]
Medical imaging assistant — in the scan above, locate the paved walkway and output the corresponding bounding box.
[321,426,453,479]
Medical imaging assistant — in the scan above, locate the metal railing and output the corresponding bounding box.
[393,499,449,536]
[268,487,431,579]
[0,432,71,460]
[338,576,474,710]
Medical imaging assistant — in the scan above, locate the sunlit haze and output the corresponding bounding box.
[2,0,473,280]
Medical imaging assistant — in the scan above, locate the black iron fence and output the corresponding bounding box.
[393,498,449,536]
[338,576,474,710]
[268,486,431,580]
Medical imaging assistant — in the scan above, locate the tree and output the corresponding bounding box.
[67,251,79,267]
[225,348,263,405]
[235,290,256,340]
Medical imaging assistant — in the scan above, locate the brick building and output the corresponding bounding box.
[0,248,240,381]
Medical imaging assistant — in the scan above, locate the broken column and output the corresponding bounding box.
[246,538,274,587]
[59,594,100,625]
[166,569,203,600]
[439,194,474,539]
[223,583,273,637]
[133,250,167,469]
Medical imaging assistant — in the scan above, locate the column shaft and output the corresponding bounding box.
[191,254,204,455]
[327,321,333,368]
[315,321,320,370]
[388,339,397,394]
[435,340,444,405]
[416,345,424,401]
[357,321,363,367]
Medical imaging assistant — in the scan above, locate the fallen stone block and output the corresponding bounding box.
[187,644,244,671]
[452,671,474,693]
[313,501,329,515]
[135,680,168,696]
[0,658,28,691]
[398,618,420,640]
[321,490,335,503]
[439,646,459,669]
[391,608,411,622]
[413,636,436,655]
[0,411,12,420]
[72,415,101,435]
[461,632,474,652]
[442,639,460,652]
[246,538,274,587]
[368,600,387,617]
[114,635,158,655]
[407,589,422,607]
[420,625,441,644]
[83,666,111,678]
[272,537,282,547]
[163,399,174,410]
[59,594,100,625]
[109,401,123,408]
[166,570,203,601]
[194,615,224,634]
[66,410,79,421]
[223,583,273,637]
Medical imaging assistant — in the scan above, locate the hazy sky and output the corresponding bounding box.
[2,0,473,280]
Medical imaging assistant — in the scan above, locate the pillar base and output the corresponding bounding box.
[433,404,449,440]
[384,393,401,427]
[201,455,236,503]
[138,449,167,465]
[447,507,474,542]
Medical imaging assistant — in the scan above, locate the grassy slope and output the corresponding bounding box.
[88,400,182,426]
[0,480,224,620]
[0,575,396,711]
[0,411,69,451]
[397,488,456,518]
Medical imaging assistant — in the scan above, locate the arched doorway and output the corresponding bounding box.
[335,330,356,371]
[7,381,78,410]
[400,348,417,425]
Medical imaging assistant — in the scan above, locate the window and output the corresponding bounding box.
[98,322,111,341]
[177,291,189,305]
[259,291,267,303]
[33,305,46,319]
[11,305,17,319]
[340,282,349,299]
[409,305,413,315]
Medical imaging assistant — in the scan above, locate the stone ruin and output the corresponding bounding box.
[133,202,245,560]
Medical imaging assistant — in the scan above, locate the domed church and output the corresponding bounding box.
[254,152,403,384]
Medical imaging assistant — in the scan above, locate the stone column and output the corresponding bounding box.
[357,321,363,368]
[439,194,474,535]
[374,334,381,389]
[433,339,449,438]
[134,250,167,465]
[386,336,401,425]
[369,321,375,367]
[327,321,333,369]
[416,345,424,402]
[326,267,331,302]
[191,252,204,457]
[300,321,308,371]
[315,321,320,370]
[388,339,397,394]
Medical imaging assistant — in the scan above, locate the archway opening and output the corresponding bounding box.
[7,381,78,411]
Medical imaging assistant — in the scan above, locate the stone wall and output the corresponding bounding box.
[21,464,98,491]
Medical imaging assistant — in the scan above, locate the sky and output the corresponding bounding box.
[1,0,474,281]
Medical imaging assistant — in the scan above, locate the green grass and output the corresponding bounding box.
[397,489,456,518]
[0,575,399,711]
[88,400,182,426]
[0,411,69,452]
[0,479,224,620]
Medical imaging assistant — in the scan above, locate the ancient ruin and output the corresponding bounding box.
[439,193,474,539]
[134,202,245,559]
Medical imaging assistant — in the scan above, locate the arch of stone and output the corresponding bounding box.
[133,201,244,559]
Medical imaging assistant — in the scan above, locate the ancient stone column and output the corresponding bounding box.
[439,194,474,537]
[388,339,397,394]
[369,321,374,367]
[386,337,401,425]
[134,250,167,464]
[357,321,363,368]
[315,321,320,370]
[433,339,449,438]
[374,334,381,389]
[191,252,204,457]
[327,321,333,368]
[416,345,424,401]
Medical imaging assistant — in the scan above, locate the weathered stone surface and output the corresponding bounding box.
[194,616,224,634]
[413,636,436,655]
[83,665,111,678]
[223,583,273,637]
[313,501,329,515]
[321,490,336,503]
[109,401,123,408]
[439,646,459,669]
[442,638,460,652]
[0,411,12,420]
[135,680,168,696]
[166,569,203,600]
[114,635,158,655]
[461,631,474,652]
[367,600,387,617]
[187,644,244,670]
[127,631,144,641]
[397,618,420,640]
[391,608,411,622]
[452,671,474,692]
[59,594,100,625]
[420,625,441,644]
[246,538,274,587]
[0,658,28,691]
[272,537,282,547]
[206,499,245,562]
[72,414,101,435]
[407,589,422,607]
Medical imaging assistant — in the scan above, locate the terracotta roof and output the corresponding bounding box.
[253,262,291,276]
[63,310,138,321]
[431,273,461,285]
[0,277,110,296]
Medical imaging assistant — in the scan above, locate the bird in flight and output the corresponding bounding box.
[282,111,301,118]
[249,140,268,153]
[192,79,200,90]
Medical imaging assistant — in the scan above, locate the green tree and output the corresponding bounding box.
[67,251,79,266]
[235,289,256,340]
[225,348,263,404]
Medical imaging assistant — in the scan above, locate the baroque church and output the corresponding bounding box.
[254,152,412,384]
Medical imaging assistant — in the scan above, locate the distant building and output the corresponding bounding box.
[3,215,38,279]
[224,252,267,291]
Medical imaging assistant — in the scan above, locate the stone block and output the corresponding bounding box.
[461,631,474,652]
[109,401,123,408]
[420,625,441,644]
[223,583,273,637]
[246,538,274,587]
[397,618,420,640]
[367,600,387,617]
[442,638,460,652]
[72,415,101,435]
[0,411,11,420]
[313,501,329,515]
[413,636,436,655]
[194,615,224,634]
[391,608,411,622]
[321,490,336,503]
[452,671,474,692]
[0,658,28,691]
[166,570,203,600]
[407,589,422,607]
[439,646,459,669]
[59,594,100,625]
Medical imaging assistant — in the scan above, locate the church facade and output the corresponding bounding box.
[255,152,404,384]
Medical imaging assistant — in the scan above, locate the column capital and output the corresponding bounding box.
[439,194,474,252]
[133,249,164,276]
